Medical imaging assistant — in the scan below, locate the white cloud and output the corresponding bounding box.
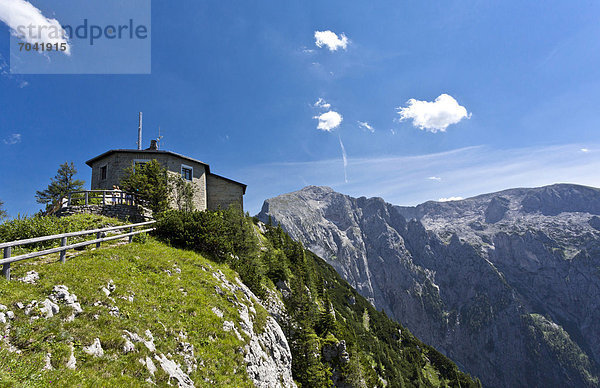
[0,0,71,55]
[438,197,463,202]
[3,133,21,145]
[314,111,343,131]
[397,94,470,133]
[581,148,590,153]
[314,98,331,109]
[358,121,375,133]
[390,129,396,135]
[427,176,442,181]
[314,30,349,51]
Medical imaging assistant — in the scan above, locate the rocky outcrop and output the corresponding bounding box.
[258,184,600,388]
[484,196,509,223]
[211,270,296,388]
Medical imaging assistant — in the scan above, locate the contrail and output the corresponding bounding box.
[338,133,348,183]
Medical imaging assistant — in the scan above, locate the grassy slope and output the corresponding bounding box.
[0,239,261,387]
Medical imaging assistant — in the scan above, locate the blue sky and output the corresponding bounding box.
[2,1,600,217]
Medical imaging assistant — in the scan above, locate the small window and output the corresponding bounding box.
[100,165,107,180]
[133,159,150,172]
[181,165,193,181]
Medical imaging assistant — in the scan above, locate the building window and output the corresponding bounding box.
[181,165,193,181]
[133,159,150,172]
[100,165,107,180]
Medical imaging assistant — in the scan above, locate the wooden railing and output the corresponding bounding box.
[66,190,144,207]
[0,220,156,281]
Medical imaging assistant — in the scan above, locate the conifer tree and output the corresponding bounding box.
[35,162,85,206]
[316,293,337,337]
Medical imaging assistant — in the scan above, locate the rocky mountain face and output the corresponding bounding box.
[258,184,600,388]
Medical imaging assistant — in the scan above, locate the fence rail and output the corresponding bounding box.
[66,190,144,207]
[0,220,156,281]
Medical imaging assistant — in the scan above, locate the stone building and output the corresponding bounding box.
[85,141,246,211]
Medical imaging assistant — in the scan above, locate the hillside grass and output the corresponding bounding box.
[0,239,261,387]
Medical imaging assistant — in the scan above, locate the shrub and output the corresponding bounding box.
[132,232,148,244]
[155,210,233,260]
[154,207,264,297]
[0,214,125,251]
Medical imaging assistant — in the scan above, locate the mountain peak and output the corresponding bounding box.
[297,185,336,195]
[258,182,600,388]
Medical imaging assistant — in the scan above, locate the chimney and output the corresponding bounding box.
[137,112,143,150]
[147,139,158,150]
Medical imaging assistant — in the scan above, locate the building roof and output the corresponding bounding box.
[85,149,247,194]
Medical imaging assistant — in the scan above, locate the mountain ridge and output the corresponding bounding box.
[258,183,600,388]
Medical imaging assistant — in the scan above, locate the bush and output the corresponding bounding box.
[0,214,124,251]
[155,210,234,260]
[132,232,148,244]
[154,207,265,297]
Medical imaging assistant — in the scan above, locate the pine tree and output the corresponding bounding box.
[316,293,337,337]
[35,162,85,206]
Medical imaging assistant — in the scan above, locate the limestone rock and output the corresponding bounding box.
[39,299,59,319]
[83,338,104,358]
[259,184,600,388]
[211,307,223,318]
[66,344,76,369]
[43,353,53,370]
[123,337,135,353]
[154,353,195,388]
[19,271,39,284]
[24,300,38,316]
[50,285,82,317]
[140,356,157,376]
[123,329,155,352]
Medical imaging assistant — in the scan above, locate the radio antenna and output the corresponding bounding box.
[137,112,143,150]
[157,126,163,149]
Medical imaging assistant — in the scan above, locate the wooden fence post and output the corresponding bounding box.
[60,237,67,263]
[128,227,134,243]
[67,193,72,206]
[102,191,106,205]
[2,247,11,281]
[85,192,89,206]
[96,232,102,248]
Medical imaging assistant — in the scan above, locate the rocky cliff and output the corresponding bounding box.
[258,184,600,387]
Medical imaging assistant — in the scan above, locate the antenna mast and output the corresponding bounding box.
[157,126,163,150]
[137,112,143,150]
